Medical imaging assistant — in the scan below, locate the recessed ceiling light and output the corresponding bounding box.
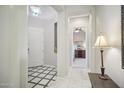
[74,27,81,33]
[30,6,41,16]
[74,30,80,33]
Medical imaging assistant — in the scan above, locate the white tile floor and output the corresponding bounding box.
[72,58,87,68]
[48,67,91,88]
[28,65,91,88]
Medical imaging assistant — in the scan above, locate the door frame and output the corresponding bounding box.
[68,14,91,69]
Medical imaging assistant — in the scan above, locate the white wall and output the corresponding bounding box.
[44,18,57,67]
[0,6,28,88]
[95,5,124,87]
[57,11,68,77]
[28,16,47,28]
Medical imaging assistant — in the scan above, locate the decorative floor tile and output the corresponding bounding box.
[28,70,33,72]
[28,76,34,81]
[37,67,42,69]
[38,73,46,78]
[28,65,57,88]
[49,66,55,68]
[52,69,56,72]
[47,68,53,70]
[43,70,50,74]
[32,73,40,77]
[28,68,33,70]
[32,69,38,72]
[49,71,56,75]
[45,75,53,79]
[28,65,91,88]
[31,77,41,83]
[42,67,47,70]
[28,83,35,88]
[37,69,44,73]
[28,72,34,75]
[52,76,57,80]
[39,79,49,85]
[34,84,44,88]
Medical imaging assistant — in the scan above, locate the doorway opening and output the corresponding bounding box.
[73,27,87,68]
[27,5,58,88]
[69,15,89,68]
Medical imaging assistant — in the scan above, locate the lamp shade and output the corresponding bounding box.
[94,35,108,47]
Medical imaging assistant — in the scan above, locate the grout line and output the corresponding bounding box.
[32,68,55,88]
[44,72,57,88]
[28,66,50,83]
[29,66,56,88]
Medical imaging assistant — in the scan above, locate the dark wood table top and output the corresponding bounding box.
[88,73,119,88]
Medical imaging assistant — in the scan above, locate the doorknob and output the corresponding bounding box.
[28,48,29,54]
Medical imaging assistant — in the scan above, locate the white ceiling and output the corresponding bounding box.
[28,5,57,20]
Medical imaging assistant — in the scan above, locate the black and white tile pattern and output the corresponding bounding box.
[28,65,57,88]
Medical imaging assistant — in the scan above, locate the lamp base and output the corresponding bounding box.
[98,75,109,80]
[99,67,109,80]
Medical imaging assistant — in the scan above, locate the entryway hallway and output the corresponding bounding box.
[0,5,123,88]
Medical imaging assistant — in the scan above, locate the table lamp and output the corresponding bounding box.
[94,33,108,80]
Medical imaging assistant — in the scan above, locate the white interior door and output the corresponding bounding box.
[28,27,44,67]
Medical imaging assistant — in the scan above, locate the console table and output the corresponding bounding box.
[88,73,119,88]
